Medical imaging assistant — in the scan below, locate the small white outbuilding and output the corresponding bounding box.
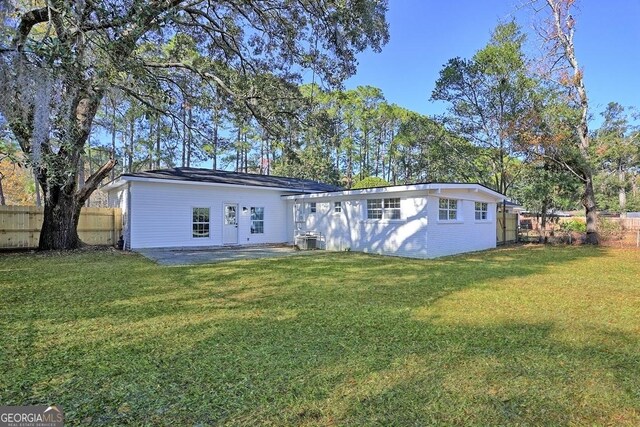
[103,168,505,258]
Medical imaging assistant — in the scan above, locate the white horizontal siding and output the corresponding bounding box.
[295,192,430,258]
[425,190,497,258]
[129,182,290,249]
[294,188,499,258]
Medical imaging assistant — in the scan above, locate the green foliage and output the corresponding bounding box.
[560,218,587,233]
[0,0,390,247]
[593,102,640,213]
[432,21,534,196]
[352,176,390,189]
[512,161,582,213]
[271,143,341,186]
[1,247,640,425]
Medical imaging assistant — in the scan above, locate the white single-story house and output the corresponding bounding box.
[103,167,506,258]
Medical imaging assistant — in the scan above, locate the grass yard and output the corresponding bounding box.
[1,246,639,426]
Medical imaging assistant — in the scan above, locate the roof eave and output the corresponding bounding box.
[281,183,505,201]
[112,175,327,193]
[101,178,127,192]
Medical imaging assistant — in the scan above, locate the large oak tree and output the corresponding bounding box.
[0,0,388,249]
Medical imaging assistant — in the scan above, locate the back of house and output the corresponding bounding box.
[103,168,505,258]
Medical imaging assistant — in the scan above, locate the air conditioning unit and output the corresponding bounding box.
[295,232,319,250]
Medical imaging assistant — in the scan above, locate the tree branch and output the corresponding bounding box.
[13,7,49,51]
[77,158,117,204]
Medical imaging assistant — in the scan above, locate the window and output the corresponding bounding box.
[309,202,317,214]
[438,198,458,221]
[367,198,401,220]
[475,202,488,220]
[383,198,401,219]
[334,201,342,213]
[251,207,264,234]
[192,207,210,238]
[367,199,383,219]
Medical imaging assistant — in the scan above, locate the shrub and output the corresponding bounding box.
[352,176,390,189]
[560,218,586,233]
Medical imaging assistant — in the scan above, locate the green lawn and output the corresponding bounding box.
[1,246,639,426]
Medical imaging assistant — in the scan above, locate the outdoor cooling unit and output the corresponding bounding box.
[295,232,320,250]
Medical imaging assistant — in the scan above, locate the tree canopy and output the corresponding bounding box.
[0,0,389,249]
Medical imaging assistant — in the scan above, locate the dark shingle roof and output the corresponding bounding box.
[121,167,342,192]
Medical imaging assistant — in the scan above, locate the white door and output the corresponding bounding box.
[223,203,238,244]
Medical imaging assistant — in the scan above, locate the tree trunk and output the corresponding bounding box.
[583,176,599,244]
[0,173,5,205]
[39,190,82,250]
[38,157,116,250]
[78,155,86,206]
[547,0,599,243]
[540,199,548,244]
[618,166,627,217]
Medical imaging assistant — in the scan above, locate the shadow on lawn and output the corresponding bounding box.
[3,246,639,425]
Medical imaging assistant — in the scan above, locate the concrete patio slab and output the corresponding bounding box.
[137,245,313,266]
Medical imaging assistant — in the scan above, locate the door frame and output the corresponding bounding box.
[222,202,239,245]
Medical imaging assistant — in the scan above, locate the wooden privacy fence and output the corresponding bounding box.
[0,206,122,249]
[497,212,518,245]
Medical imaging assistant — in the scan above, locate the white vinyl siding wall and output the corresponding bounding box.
[425,190,497,258]
[293,193,430,258]
[292,189,498,259]
[127,181,291,249]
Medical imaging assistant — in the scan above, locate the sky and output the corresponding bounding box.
[337,0,640,124]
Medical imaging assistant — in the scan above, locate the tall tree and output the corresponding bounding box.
[593,103,639,216]
[432,21,532,196]
[539,0,599,243]
[0,0,389,249]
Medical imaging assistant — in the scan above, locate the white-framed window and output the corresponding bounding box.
[438,198,458,221]
[250,207,264,234]
[367,199,383,219]
[308,202,317,214]
[192,207,210,238]
[334,201,342,213]
[367,198,401,220]
[383,198,401,219]
[475,202,488,220]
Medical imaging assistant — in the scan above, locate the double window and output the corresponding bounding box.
[192,207,210,238]
[367,198,401,220]
[475,202,488,220]
[251,207,264,234]
[438,199,458,221]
